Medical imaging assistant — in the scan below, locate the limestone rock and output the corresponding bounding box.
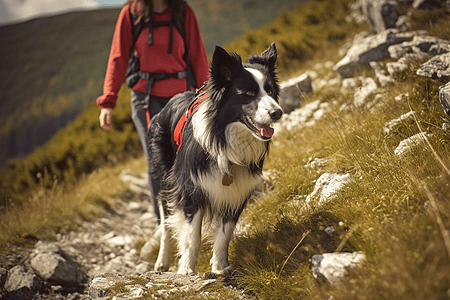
[334,29,416,78]
[89,272,217,300]
[305,157,328,171]
[416,53,450,79]
[388,35,449,60]
[384,110,417,133]
[279,74,313,113]
[370,61,395,86]
[395,15,411,32]
[353,77,378,107]
[4,265,44,300]
[305,173,352,206]
[394,132,433,156]
[361,0,399,33]
[312,252,366,285]
[274,99,334,132]
[439,81,450,115]
[28,241,83,285]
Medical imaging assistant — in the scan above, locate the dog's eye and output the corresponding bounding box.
[267,90,273,96]
[246,91,255,96]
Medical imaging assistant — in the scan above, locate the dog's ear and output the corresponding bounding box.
[211,45,243,84]
[247,42,277,70]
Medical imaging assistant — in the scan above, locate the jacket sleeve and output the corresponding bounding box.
[184,5,209,88]
[96,5,133,109]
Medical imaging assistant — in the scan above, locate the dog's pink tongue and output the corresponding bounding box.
[260,125,274,138]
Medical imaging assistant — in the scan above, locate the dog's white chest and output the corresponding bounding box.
[195,164,262,211]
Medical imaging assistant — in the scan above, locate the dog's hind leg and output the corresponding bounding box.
[154,201,172,272]
[210,219,236,274]
[176,209,203,275]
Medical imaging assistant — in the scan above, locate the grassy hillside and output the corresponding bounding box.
[0,0,303,169]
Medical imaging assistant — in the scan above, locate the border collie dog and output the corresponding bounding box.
[148,43,283,275]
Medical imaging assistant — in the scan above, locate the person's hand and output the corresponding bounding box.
[99,108,113,130]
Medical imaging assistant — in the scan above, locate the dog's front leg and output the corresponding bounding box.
[177,209,203,275]
[210,219,236,274]
[155,201,172,272]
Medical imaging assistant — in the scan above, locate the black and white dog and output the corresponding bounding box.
[148,43,283,275]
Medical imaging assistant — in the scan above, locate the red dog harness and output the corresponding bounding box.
[173,89,208,154]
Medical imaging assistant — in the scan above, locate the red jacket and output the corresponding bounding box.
[97,4,209,109]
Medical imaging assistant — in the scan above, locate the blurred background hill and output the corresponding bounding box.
[0,0,305,170]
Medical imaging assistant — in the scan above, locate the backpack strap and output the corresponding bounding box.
[126,1,197,95]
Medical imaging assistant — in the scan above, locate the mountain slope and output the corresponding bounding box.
[0,0,304,169]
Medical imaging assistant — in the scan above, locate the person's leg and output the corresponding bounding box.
[146,96,171,221]
[131,90,161,223]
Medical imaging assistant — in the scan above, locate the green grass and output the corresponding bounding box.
[223,7,450,298]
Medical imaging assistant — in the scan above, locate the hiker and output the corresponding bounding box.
[96,0,209,224]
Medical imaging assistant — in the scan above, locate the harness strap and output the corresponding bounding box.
[141,71,187,109]
[174,88,208,154]
[146,20,175,53]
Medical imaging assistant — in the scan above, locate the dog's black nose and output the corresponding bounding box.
[269,108,283,121]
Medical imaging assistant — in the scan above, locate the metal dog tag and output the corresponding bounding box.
[222,173,234,186]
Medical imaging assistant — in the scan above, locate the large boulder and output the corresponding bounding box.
[334,29,416,78]
[28,241,84,286]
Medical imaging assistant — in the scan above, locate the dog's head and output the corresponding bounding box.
[208,43,283,141]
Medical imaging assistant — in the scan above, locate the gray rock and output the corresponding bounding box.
[383,110,417,133]
[386,60,409,77]
[305,173,352,206]
[305,157,328,171]
[395,15,411,31]
[353,77,378,107]
[394,132,433,156]
[89,272,217,300]
[0,267,7,289]
[370,61,395,86]
[417,53,450,79]
[29,241,82,285]
[439,81,450,115]
[279,74,313,113]
[346,0,367,25]
[312,252,366,285]
[4,265,44,298]
[334,29,414,78]
[388,35,449,60]
[361,0,399,33]
[89,273,125,299]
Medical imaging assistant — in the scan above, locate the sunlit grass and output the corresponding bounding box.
[229,46,450,300]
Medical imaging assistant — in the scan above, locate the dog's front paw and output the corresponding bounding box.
[203,265,236,279]
[154,260,169,272]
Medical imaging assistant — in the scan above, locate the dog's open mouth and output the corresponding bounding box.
[241,114,275,140]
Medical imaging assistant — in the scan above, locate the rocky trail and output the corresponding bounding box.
[1,171,160,299]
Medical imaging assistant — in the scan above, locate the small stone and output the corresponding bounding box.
[439,81,450,115]
[312,252,366,285]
